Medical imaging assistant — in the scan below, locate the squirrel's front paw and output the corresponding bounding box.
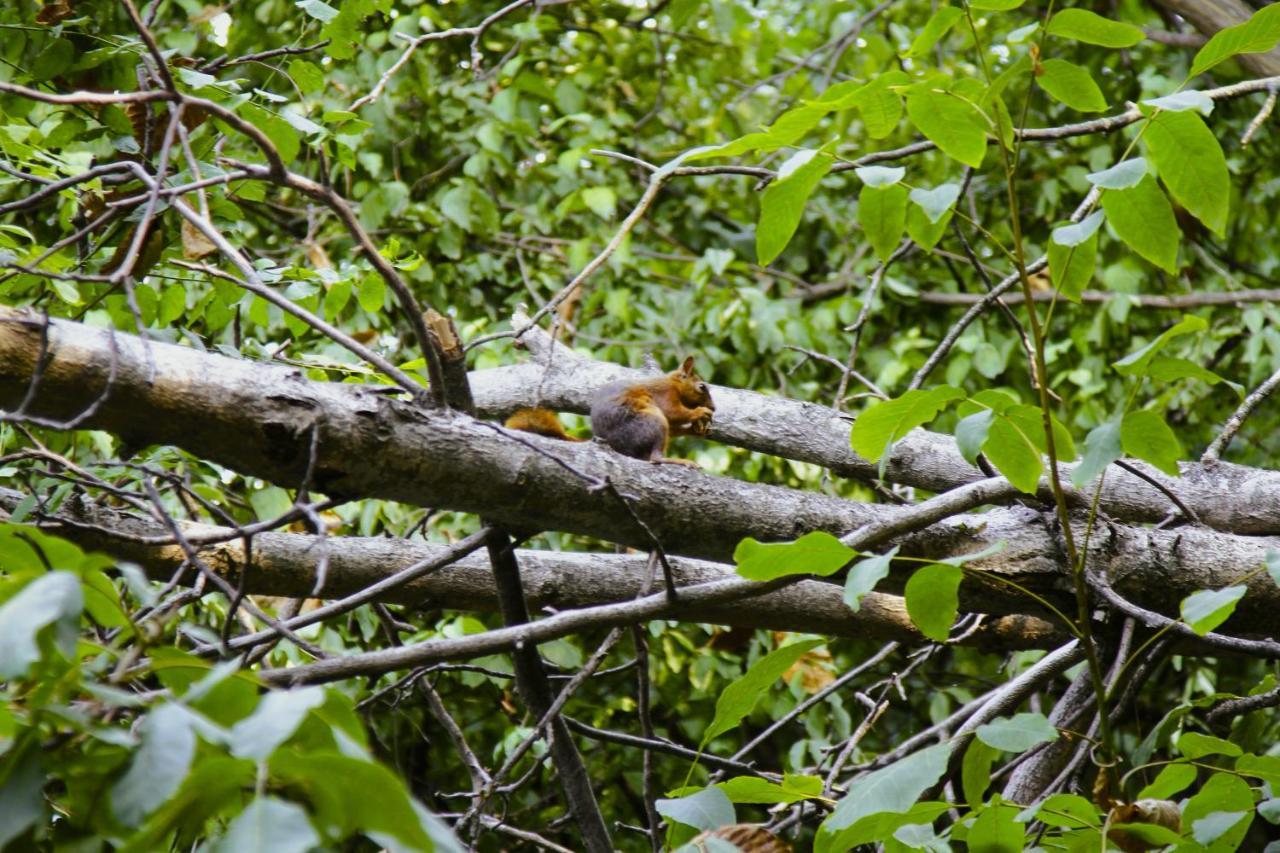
[691,407,714,435]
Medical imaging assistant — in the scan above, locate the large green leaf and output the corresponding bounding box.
[1048,229,1097,302]
[976,713,1059,752]
[656,786,735,832]
[1180,586,1247,636]
[1072,418,1123,488]
[906,89,988,167]
[1190,3,1280,76]
[701,639,826,746]
[212,798,320,853]
[1144,110,1229,235]
[1113,314,1208,375]
[815,744,951,853]
[229,687,327,760]
[850,386,963,463]
[756,149,834,265]
[734,531,854,581]
[0,571,83,678]
[1046,9,1144,47]
[1036,59,1108,112]
[906,6,964,58]
[844,546,898,613]
[1100,175,1180,273]
[904,563,962,642]
[1120,409,1182,477]
[859,183,908,262]
[113,704,199,826]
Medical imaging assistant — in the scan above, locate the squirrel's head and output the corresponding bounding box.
[671,356,714,410]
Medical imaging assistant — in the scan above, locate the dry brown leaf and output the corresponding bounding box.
[304,240,332,270]
[181,219,217,260]
[1107,799,1182,853]
[350,329,379,345]
[36,0,76,25]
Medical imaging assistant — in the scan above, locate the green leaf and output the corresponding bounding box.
[968,799,1026,852]
[1265,548,1280,587]
[357,272,385,313]
[1086,158,1147,190]
[656,786,735,832]
[975,713,1059,752]
[909,183,961,223]
[756,149,834,265]
[906,6,964,58]
[859,184,908,262]
[1144,90,1215,115]
[1182,773,1254,851]
[1035,793,1101,829]
[0,750,43,850]
[815,744,951,853]
[961,739,998,807]
[1137,763,1197,800]
[702,639,825,745]
[850,386,963,464]
[296,0,339,23]
[980,407,1051,494]
[0,571,82,678]
[289,60,326,95]
[1180,732,1243,760]
[213,797,320,853]
[113,704,199,826]
[1144,355,1228,387]
[1046,9,1144,47]
[844,546,898,613]
[240,104,300,164]
[906,204,952,251]
[855,165,905,187]
[1048,229,1097,302]
[904,563,961,642]
[955,409,994,466]
[1121,409,1182,477]
[1036,59,1108,112]
[269,751,438,851]
[906,90,987,167]
[1190,3,1280,77]
[733,531,854,581]
[1114,315,1208,375]
[970,0,1024,9]
[1144,110,1229,235]
[718,775,823,804]
[230,688,327,760]
[582,186,617,219]
[1072,418,1123,488]
[851,75,906,139]
[1180,586,1247,636]
[1100,175,1180,273]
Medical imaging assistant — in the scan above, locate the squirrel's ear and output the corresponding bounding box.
[680,356,696,375]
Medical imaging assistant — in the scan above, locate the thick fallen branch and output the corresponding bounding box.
[469,313,1280,535]
[1,307,1279,634]
[0,487,1060,651]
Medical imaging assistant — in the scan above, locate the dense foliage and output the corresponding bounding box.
[3,0,1280,850]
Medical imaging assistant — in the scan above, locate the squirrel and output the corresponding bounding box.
[503,357,714,467]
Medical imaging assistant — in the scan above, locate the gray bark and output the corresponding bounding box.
[2,307,1279,634]
[470,316,1280,536]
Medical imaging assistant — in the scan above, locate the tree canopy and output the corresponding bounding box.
[3,0,1280,850]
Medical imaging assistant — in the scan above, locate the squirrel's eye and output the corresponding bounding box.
[698,383,708,393]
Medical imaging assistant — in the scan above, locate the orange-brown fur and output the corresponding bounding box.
[504,407,583,441]
[503,358,714,467]
[589,357,714,466]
